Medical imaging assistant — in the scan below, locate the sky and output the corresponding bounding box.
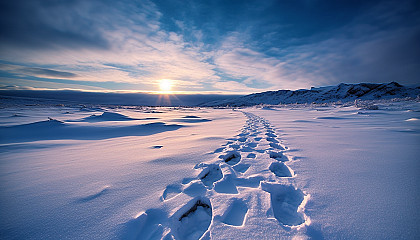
[0,0,419,94]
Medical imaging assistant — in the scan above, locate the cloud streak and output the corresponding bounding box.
[21,67,78,78]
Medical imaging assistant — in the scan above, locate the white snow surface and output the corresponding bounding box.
[0,101,419,239]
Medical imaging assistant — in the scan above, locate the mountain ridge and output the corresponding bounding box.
[202,82,420,107]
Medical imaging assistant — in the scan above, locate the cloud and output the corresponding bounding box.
[279,1,420,86]
[0,0,419,93]
[0,0,222,92]
[21,67,78,78]
[215,48,284,85]
[0,84,35,91]
[0,0,112,50]
[0,77,106,91]
[212,80,262,93]
[212,33,320,90]
[213,0,420,90]
[0,63,77,78]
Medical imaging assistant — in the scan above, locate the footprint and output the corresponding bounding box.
[266,133,277,138]
[183,181,207,197]
[181,177,195,185]
[237,137,247,142]
[214,174,238,194]
[269,142,284,150]
[234,176,264,188]
[228,144,240,150]
[233,163,251,173]
[198,164,223,187]
[221,151,241,165]
[172,197,212,240]
[269,151,287,161]
[213,147,224,153]
[266,137,279,143]
[239,146,254,152]
[246,142,258,148]
[161,184,182,201]
[246,153,256,158]
[269,162,292,177]
[123,209,166,240]
[261,182,305,226]
[221,199,248,226]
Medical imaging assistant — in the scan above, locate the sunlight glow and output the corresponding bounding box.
[159,79,173,92]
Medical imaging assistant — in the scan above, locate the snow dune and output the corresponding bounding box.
[0,116,183,143]
[70,111,140,122]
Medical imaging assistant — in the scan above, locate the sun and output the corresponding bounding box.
[159,79,172,92]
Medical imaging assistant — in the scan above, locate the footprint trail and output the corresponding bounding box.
[127,110,311,239]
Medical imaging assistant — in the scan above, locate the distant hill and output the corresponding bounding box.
[202,82,420,107]
[0,90,241,107]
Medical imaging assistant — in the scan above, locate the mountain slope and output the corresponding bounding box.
[202,82,420,106]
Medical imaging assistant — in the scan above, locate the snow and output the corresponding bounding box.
[0,100,419,239]
[247,102,420,239]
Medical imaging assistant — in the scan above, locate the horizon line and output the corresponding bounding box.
[0,81,416,96]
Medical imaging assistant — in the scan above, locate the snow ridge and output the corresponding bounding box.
[202,82,420,106]
[124,110,310,239]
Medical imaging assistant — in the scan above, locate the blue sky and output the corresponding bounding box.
[0,0,419,93]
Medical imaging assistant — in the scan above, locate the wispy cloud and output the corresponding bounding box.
[278,1,420,86]
[212,80,262,92]
[0,64,78,79]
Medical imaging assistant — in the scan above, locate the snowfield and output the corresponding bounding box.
[0,100,419,239]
